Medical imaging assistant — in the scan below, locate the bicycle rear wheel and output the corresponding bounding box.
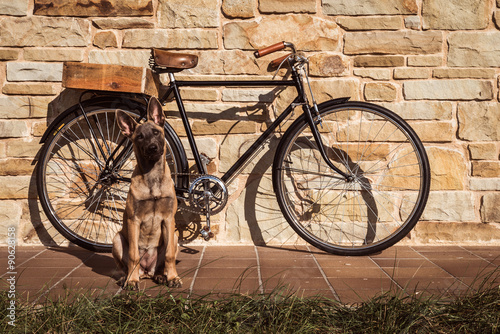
[36,102,184,252]
[273,101,430,256]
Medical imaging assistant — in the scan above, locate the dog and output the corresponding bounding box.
[112,97,182,290]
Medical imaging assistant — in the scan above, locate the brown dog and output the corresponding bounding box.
[112,97,182,290]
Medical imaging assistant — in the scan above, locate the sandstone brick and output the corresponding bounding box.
[34,0,153,16]
[93,18,154,30]
[219,135,278,174]
[422,0,490,30]
[472,161,500,177]
[468,143,498,160]
[323,0,417,15]
[353,69,391,81]
[2,83,58,96]
[6,139,41,157]
[222,89,276,103]
[353,56,405,67]
[426,147,467,190]
[364,82,397,101]
[0,0,28,15]
[93,31,118,49]
[0,96,50,119]
[470,178,500,191]
[180,88,219,101]
[32,121,47,137]
[448,32,500,67]
[413,222,499,244]
[0,17,90,47]
[309,54,348,77]
[412,191,476,221]
[379,101,453,120]
[311,79,360,102]
[0,49,19,61]
[122,29,218,49]
[159,0,219,28]
[192,120,257,135]
[407,56,442,67]
[0,121,29,138]
[6,62,63,82]
[181,137,218,160]
[23,48,84,62]
[0,158,34,175]
[393,68,429,80]
[89,50,151,67]
[0,176,34,199]
[222,0,255,18]
[223,15,340,51]
[481,193,500,222]
[433,68,495,79]
[403,80,493,100]
[411,122,454,142]
[336,16,401,31]
[0,201,22,235]
[259,0,316,13]
[457,102,500,141]
[344,31,443,55]
[405,16,421,30]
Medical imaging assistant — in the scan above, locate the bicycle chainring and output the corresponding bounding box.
[188,175,228,215]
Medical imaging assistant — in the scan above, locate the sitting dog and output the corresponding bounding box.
[112,97,182,290]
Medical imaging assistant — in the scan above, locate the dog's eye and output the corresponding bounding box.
[137,134,144,140]
[153,129,160,136]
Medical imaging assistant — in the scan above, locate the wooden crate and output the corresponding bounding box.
[62,62,160,97]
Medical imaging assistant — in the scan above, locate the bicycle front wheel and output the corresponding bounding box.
[37,103,184,252]
[273,101,430,256]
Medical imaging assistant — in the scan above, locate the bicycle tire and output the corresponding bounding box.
[273,101,430,256]
[36,101,186,252]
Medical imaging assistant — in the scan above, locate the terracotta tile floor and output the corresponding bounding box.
[1,245,498,304]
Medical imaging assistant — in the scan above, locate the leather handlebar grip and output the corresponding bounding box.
[254,41,286,58]
[270,53,292,68]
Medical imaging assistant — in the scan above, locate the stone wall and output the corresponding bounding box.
[0,0,499,247]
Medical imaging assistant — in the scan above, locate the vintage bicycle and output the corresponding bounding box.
[36,41,430,256]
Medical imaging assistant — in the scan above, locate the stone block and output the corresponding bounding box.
[457,102,500,141]
[0,201,22,234]
[0,121,29,138]
[353,56,405,67]
[413,222,500,244]
[472,161,500,177]
[0,49,19,61]
[93,31,118,49]
[481,193,500,223]
[393,68,429,80]
[364,82,397,101]
[0,0,28,15]
[410,191,476,222]
[470,178,500,191]
[222,89,276,103]
[222,0,255,18]
[180,88,219,101]
[159,0,219,28]
[2,83,58,96]
[223,15,340,52]
[34,0,153,16]
[336,16,401,31]
[181,137,218,160]
[23,48,85,62]
[6,139,41,157]
[422,0,490,30]
[6,62,63,82]
[407,55,442,67]
[403,80,493,100]
[0,17,90,47]
[433,68,495,79]
[322,0,417,15]
[93,18,154,30]
[309,54,348,77]
[122,29,218,49]
[379,101,453,120]
[259,0,316,13]
[0,158,34,176]
[410,122,454,142]
[448,32,500,67]
[405,16,421,30]
[344,31,443,55]
[426,147,467,190]
[0,97,30,118]
[192,120,257,135]
[89,50,151,68]
[0,176,33,199]
[353,69,391,80]
[468,143,498,160]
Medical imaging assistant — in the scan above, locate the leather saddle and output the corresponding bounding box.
[153,49,198,72]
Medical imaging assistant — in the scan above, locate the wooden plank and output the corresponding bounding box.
[62,62,160,97]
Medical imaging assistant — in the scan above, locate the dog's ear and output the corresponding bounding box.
[147,97,165,127]
[116,110,137,137]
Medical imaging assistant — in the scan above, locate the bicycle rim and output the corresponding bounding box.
[37,108,179,252]
[274,102,430,255]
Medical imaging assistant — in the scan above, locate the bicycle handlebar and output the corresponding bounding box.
[253,41,286,58]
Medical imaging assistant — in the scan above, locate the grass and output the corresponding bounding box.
[1,275,499,334]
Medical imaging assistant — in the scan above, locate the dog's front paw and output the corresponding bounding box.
[121,279,139,291]
[167,276,183,288]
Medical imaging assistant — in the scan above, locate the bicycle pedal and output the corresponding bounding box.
[200,226,213,241]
